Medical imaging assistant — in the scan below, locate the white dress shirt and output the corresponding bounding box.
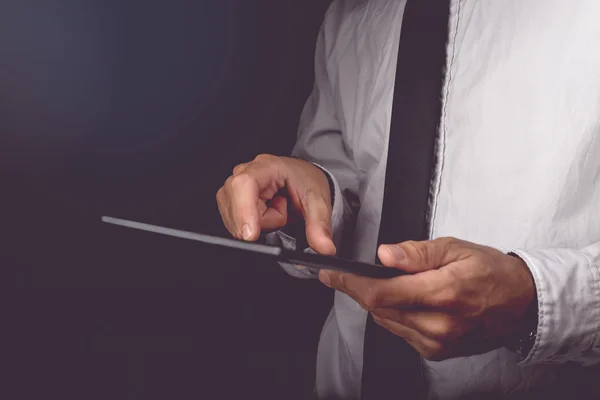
[267,0,600,398]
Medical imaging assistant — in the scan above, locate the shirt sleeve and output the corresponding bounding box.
[265,1,360,279]
[512,241,600,366]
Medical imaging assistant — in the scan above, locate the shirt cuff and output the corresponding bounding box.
[265,230,320,279]
[510,248,600,366]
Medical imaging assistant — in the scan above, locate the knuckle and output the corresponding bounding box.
[224,174,235,188]
[406,240,433,265]
[438,236,458,246]
[254,153,274,163]
[440,236,459,252]
[421,341,446,361]
[361,288,382,311]
[232,164,245,175]
[335,272,346,291]
[431,286,460,308]
[216,188,229,210]
[256,154,286,174]
[229,172,253,190]
[428,317,455,341]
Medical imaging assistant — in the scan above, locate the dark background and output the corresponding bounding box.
[2,1,333,399]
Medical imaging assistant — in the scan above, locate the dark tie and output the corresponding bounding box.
[360,1,450,399]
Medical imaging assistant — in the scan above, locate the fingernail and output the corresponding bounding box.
[384,245,406,263]
[319,271,331,287]
[242,224,252,240]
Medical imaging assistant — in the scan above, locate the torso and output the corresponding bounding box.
[318,0,600,398]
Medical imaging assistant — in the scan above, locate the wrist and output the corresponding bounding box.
[504,252,539,358]
[311,163,336,208]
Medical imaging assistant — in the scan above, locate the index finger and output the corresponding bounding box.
[320,268,448,310]
[226,173,260,240]
[227,163,285,241]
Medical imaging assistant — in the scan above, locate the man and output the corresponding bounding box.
[217,0,600,398]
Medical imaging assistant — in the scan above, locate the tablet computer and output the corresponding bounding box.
[101,216,406,279]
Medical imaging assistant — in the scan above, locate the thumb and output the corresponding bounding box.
[302,190,336,256]
[378,237,467,273]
